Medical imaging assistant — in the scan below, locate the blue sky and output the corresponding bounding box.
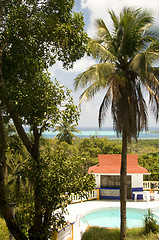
[49,0,159,129]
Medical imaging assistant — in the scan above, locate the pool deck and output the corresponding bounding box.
[65,200,159,240]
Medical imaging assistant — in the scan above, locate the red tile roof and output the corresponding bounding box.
[88,154,149,174]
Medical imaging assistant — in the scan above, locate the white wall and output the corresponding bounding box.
[94,174,100,188]
[131,174,143,188]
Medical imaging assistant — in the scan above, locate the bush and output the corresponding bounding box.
[143,209,159,234]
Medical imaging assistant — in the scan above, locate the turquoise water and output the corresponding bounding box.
[81,207,149,228]
[43,127,159,140]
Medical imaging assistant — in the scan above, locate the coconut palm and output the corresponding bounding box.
[53,121,81,144]
[74,7,159,240]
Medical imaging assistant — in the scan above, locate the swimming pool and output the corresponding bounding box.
[81,207,157,228]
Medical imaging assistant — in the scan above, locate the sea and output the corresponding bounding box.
[43,127,159,140]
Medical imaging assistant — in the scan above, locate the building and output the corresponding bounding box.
[88,154,150,200]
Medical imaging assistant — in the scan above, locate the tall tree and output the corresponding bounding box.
[74,7,159,240]
[0,70,84,240]
[0,1,89,239]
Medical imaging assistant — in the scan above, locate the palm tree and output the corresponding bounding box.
[53,121,81,144]
[74,7,159,240]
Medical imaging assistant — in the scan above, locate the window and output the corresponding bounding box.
[101,175,131,188]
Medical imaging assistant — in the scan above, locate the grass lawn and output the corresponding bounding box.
[0,218,10,240]
[81,227,159,240]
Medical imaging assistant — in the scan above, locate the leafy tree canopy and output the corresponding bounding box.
[1,0,88,77]
[0,1,89,239]
[139,152,159,181]
[5,71,80,134]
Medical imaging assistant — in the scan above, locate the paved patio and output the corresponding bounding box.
[65,200,159,240]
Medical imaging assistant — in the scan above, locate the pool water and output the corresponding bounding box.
[81,207,149,228]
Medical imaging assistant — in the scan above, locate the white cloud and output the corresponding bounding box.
[81,0,159,37]
[81,0,159,17]
[49,55,96,78]
[66,56,96,74]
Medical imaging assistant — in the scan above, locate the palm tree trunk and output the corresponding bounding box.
[120,128,128,240]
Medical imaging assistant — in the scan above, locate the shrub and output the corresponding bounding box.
[143,209,159,234]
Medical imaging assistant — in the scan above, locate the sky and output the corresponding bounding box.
[49,0,159,129]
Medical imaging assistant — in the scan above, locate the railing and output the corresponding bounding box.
[76,214,89,227]
[67,183,159,204]
[143,181,159,190]
[68,189,99,203]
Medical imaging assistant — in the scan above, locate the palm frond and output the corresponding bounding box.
[98,87,111,127]
[135,83,148,131]
[129,53,146,78]
[144,77,159,120]
[95,18,113,41]
[136,8,154,27]
[88,39,117,62]
[78,80,104,104]
[74,63,115,90]
[145,41,159,63]
[115,8,154,58]
[108,9,119,33]
[150,67,159,79]
[68,124,81,134]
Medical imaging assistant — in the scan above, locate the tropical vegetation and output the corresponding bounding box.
[0,1,159,240]
[0,133,159,239]
[1,129,95,239]
[74,7,159,240]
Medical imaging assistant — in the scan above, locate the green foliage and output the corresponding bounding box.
[15,195,34,237]
[77,137,122,169]
[44,137,159,178]
[5,72,80,132]
[143,209,159,234]
[127,140,159,181]
[4,127,159,237]
[79,137,122,156]
[128,140,159,155]
[6,139,95,235]
[139,152,159,181]
[0,1,88,239]
[38,142,95,199]
[2,0,88,77]
[0,218,10,240]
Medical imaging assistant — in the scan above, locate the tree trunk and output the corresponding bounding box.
[0,110,28,240]
[1,85,51,239]
[120,128,128,240]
